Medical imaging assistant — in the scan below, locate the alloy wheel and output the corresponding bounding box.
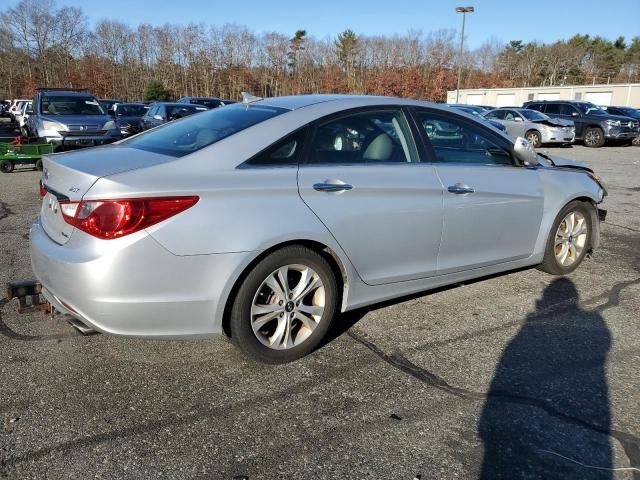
[554,211,588,267]
[585,130,601,147]
[250,264,325,350]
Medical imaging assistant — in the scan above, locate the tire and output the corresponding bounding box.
[230,246,338,364]
[525,130,542,148]
[35,159,43,171]
[0,160,14,173]
[538,201,593,275]
[584,127,605,148]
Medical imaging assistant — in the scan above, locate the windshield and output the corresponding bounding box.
[123,103,288,157]
[166,105,207,119]
[520,109,549,121]
[190,98,223,109]
[41,96,105,115]
[577,102,606,115]
[117,105,148,116]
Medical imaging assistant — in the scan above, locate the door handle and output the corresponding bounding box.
[313,182,353,193]
[447,183,475,194]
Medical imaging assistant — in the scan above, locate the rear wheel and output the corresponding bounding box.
[230,246,338,363]
[538,201,593,275]
[525,130,542,148]
[584,127,605,148]
[35,159,43,171]
[0,160,14,173]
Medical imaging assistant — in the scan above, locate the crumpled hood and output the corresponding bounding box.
[533,117,574,127]
[542,154,592,172]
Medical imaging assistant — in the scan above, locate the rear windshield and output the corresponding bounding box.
[166,104,206,119]
[190,98,222,109]
[123,103,288,157]
[117,104,148,116]
[41,96,105,115]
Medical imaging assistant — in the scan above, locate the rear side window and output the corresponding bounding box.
[124,103,288,157]
[244,128,307,167]
[310,109,418,164]
[526,103,544,112]
[544,104,564,115]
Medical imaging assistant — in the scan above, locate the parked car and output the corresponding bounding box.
[448,104,507,133]
[523,100,639,147]
[26,89,122,150]
[110,102,149,137]
[13,101,31,129]
[139,102,207,130]
[602,105,640,120]
[483,108,575,147]
[8,99,29,121]
[177,96,236,109]
[0,100,9,117]
[98,99,122,115]
[16,101,34,136]
[32,95,606,363]
[447,104,492,115]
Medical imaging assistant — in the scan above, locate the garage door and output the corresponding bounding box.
[465,94,484,105]
[585,91,612,106]
[538,93,560,101]
[496,94,516,107]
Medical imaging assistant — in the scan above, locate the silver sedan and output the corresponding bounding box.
[31,95,606,363]
[484,108,575,147]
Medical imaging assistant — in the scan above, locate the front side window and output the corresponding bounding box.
[117,105,148,116]
[503,110,518,121]
[124,103,288,157]
[485,110,505,120]
[544,104,563,115]
[413,110,512,166]
[310,109,418,164]
[41,95,105,115]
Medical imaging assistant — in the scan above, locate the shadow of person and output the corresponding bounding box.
[478,277,613,479]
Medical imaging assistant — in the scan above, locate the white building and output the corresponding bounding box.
[447,83,640,108]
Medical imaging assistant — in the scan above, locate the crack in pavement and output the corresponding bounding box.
[347,274,640,471]
[0,201,15,222]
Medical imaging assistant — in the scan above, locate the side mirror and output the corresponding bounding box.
[571,112,579,117]
[153,114,163,121]
[513,117,523,122]
[513,136,538,166]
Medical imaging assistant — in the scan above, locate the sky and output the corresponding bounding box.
[10,0,640,48]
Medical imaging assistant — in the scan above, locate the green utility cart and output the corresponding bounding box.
[0,142,54,173]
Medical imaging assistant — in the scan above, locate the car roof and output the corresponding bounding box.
[256,94,444,111]
[39,90,95,96]
[154,102,204,107]
[181,96,221,100]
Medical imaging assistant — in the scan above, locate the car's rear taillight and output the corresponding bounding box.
[39,180,46,198]
[59,196,199,239]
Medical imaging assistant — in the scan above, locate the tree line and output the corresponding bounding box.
[1,0,639,102]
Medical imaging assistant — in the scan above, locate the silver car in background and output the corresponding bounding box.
[484,108,575,147]
[31,95,606,363]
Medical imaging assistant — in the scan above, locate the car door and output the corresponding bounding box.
[410,108,544,275]
[297,107,444,285]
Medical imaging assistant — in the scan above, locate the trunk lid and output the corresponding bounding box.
[39,145,174,244]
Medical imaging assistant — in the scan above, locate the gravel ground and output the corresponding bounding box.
[1,128,639,479]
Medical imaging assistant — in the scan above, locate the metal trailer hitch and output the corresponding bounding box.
[5,280,97,335]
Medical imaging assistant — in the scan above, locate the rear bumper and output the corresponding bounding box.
[29,217,251,338]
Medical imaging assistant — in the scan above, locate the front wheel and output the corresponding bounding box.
[230,246,338,364]
[538,201,593,275]
[584,127,605,148]
[525,130,542,148]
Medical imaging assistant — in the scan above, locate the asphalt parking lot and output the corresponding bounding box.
[1,140,639,479]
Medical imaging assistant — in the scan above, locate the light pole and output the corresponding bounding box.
[455,6,474,104]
